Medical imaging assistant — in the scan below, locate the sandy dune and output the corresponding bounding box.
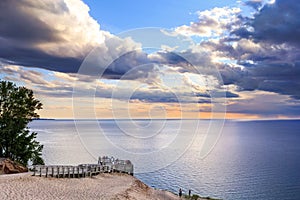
[0,173,189,200]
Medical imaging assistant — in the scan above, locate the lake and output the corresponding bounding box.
[29,119,300,200]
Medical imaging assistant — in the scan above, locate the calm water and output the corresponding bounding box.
[29,119,300,200]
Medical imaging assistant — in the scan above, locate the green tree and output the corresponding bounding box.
[0,80,44,166]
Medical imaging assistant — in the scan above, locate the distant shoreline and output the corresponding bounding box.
[32,118,300,122]
[33,118,56,120]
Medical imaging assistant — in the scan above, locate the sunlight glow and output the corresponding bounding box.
[268,0,276,4]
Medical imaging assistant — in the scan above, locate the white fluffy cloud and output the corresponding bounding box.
[33,0,105,57]
[0,0,141,74]
[175,7,241,37]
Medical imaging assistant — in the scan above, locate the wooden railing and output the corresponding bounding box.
[32,157,134,178]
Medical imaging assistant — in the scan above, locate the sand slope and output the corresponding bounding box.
[0,173,188,200]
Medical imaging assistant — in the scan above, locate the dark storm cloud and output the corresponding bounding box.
[252,0,300,46]
[103,51,152,79]
[255,62,300,99]
[234,0,300,47]
[0,42,83,73]
[155,52,190,66]
[196,91,239,98]
[206,38,299,98]
[217,62,300,99]
[209,0,300,100]
[0,0,64,43]
[129,90,179,103]
[225,91,239,98]
[0,0,84,73]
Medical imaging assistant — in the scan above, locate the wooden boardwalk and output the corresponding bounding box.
[32,156,134,178]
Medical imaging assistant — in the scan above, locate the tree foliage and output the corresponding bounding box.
[0,80,44,166]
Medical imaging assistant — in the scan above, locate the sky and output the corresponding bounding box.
[0,0,299,119]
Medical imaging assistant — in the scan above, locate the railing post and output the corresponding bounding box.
[45,167,48,178]
[57,166,60,178]
[82,167,84,178]
[62,166,65,178]
[33,166,36,176]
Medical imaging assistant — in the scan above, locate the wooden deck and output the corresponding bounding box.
[32,156,134,178]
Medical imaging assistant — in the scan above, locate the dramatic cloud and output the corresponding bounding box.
[0,64,218,105]
[232,0,300,47]
[251,0,300,47]
[232,1,300,99]
[1,0,299,118]
[190,0,300,100]
[175,7,241,37]
[0,0,140,75]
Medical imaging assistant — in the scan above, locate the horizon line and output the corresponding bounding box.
[34,118,300,121]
